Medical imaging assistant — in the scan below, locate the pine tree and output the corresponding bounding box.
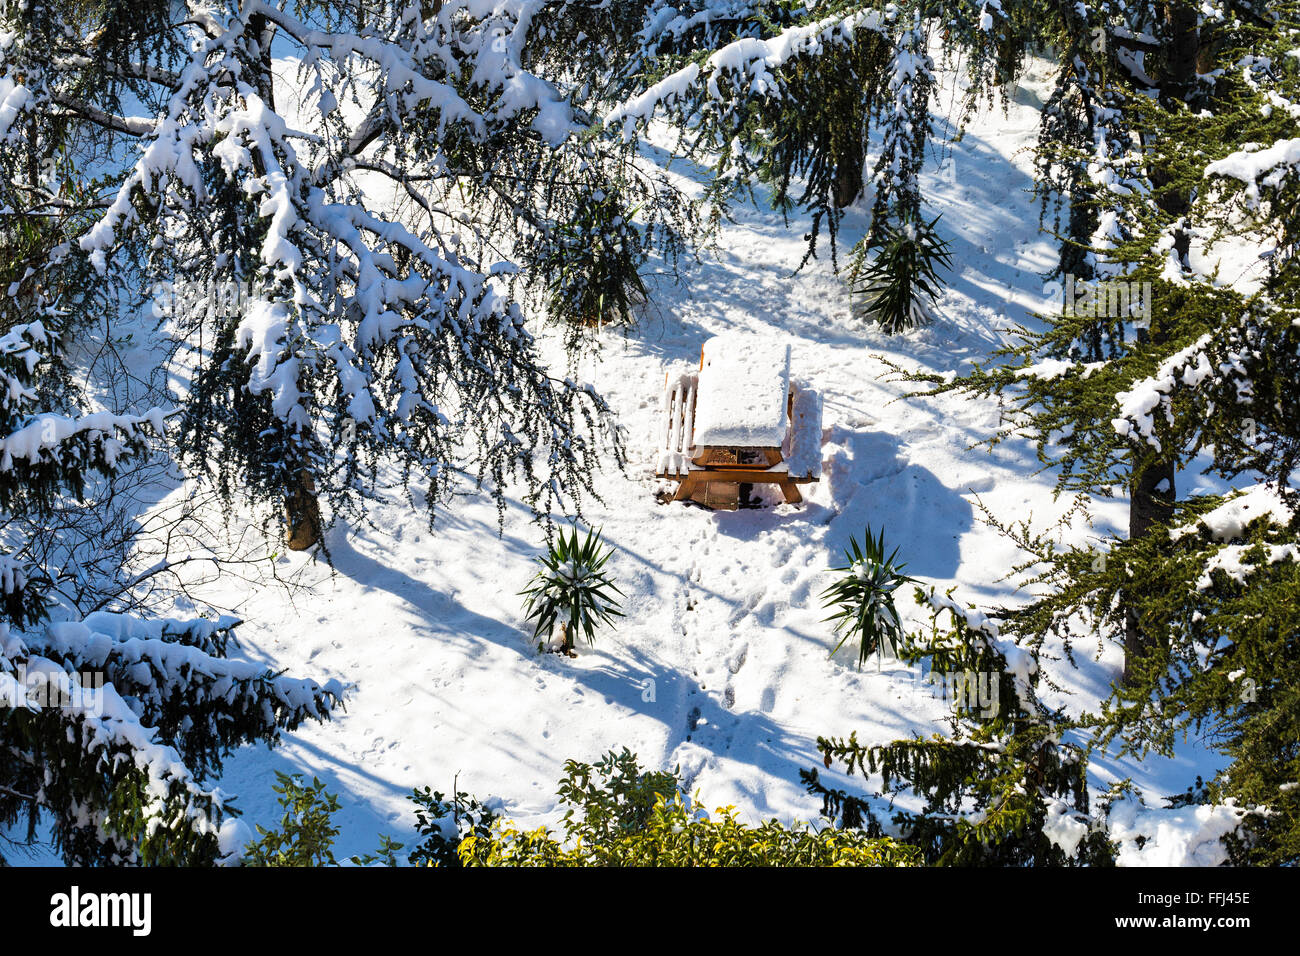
[602,2,1040,327]
[605,1,898,269]
[1,2,344,864]
[880,0,1299,862]
[804,589,1116,865]
[1,1,712,550]
[0,318,343,864]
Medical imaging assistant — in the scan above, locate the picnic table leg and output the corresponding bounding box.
[672,472,700,502]
[777,478,803,504]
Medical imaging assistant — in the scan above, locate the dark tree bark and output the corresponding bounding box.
[1122,1,1201,685]
[285,469,322,551]
[833,143,865,209]
[1123,457,1176,684]
[1158,1,1200,102]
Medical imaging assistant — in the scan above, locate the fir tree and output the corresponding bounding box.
[804,589,1116,865]
[0,2,343,864]
[2,1,703,549]
[879,0,1299,862]
[0,320,342,864]
[601,2,1034,326]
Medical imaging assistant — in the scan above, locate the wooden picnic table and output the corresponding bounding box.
[656,336,821,507]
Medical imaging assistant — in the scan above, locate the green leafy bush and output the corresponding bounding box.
[243,772,342,867]
[407,786,499,867]
[243,750,918,867]
[458,749,918,867]
[555,748,682,843]
[459,794,919,866]
[821,525,916,668]
[243,775,500,867]
[851,212,953,334]
[520,525,624,655]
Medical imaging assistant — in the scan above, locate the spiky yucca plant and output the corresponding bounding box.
[521,526,624,656]
[852,213,953,334]
[821,526,916,669]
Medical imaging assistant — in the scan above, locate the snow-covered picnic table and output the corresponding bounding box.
[656,334,822,506]
[693,337,791,448]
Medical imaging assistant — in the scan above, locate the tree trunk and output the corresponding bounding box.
[285,469,322,551]
[833,143,865,209]
[1123,458,1175,685]
[249,13,277,113]
[1121,2,1200,685]
[1159,2,1200,104]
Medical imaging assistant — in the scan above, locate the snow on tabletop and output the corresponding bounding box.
[691,335,790,448]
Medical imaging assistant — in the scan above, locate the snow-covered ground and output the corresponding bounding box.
[134,52,1230,861]
[0,52,1233,868]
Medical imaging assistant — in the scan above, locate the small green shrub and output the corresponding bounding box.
[821,525,916,668]
[244,751,918,867]
[555,748,682,843]
[520,525,624,655]
[243,772,342,867]
[407,785,499,867]
[459,794,919,866]
[851,212,953,334]
[244,775,498,867]
[458,749,918,867]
